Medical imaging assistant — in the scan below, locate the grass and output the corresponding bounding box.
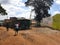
[52,14,60,30]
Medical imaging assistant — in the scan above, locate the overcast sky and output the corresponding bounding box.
[0,0,60,20]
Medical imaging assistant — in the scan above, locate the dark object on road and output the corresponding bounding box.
[3,19,11,31]
[3,19,31,30]
[6,22,9,31]
[17,19,31,30]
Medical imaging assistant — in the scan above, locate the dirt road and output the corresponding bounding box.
[0,27,60,45]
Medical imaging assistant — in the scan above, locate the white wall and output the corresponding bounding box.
[41,17,53,27]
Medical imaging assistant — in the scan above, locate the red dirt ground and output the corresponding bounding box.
[0,27,60,45]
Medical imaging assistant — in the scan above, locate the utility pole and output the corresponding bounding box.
[30,10,32,20]
[30,9,34,20]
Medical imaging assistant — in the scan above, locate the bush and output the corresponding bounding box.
[53,14,60,30]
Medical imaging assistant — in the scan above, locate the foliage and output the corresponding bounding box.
[25,0,54,26]
[53,14,60,30]
[0,4,7,15]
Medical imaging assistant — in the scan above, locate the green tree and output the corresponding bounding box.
[25,0,54,27]
[0,4,7,15]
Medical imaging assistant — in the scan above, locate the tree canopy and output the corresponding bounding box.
[0,4,7,15]
[25,0,54,26]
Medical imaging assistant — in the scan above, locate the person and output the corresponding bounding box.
[14,23,20,36]
[6,22,9,31]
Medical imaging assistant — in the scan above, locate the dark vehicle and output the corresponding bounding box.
[16,19,31,30]
[3,19,31,30]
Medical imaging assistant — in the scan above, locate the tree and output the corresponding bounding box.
[0,4,7,15]
[25,0,54,26]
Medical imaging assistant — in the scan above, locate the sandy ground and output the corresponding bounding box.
[0,27,60,45]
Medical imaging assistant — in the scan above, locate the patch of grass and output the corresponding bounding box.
[52,14,60,30]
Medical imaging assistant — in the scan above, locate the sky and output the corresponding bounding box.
[0,0,60,20]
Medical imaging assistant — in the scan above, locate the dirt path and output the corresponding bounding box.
[0,27,60,45]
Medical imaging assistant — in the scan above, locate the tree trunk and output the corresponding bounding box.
[35,21,41,27]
